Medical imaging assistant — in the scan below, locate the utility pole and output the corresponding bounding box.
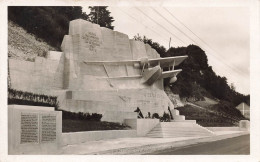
[169,37,171,49]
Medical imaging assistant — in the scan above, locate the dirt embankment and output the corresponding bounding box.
[8,21,57,62]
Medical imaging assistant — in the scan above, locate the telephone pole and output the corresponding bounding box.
[169,37,171,49]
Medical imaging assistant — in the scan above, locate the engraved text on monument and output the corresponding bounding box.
[20,113,39,143]
[41,115,56,142]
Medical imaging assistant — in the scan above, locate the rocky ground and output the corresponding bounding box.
[8,21,57,62]
[164,86,184,107]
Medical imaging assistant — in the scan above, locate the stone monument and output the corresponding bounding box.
[8,105,62,154]
[9,19,187,123]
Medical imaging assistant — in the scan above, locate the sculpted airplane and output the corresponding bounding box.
[84,55,188,85]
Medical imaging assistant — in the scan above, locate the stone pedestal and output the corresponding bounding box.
[8,105,62,154]
[124,119,160,136]
[239,120,250,131]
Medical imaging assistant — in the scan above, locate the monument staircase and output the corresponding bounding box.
[146,109,215,138]
[146,121,215,138]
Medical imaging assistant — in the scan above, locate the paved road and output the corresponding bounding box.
[146,134,250,155]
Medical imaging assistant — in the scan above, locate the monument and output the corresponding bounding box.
[9,19,187,123]
[8,105,62,154]
[7,18,251,156]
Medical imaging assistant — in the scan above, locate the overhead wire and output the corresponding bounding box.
[153,7,248,76]
[117,8,169,43]
[116,7,247,78]
[135,7,187,45]
[152,8,199,46]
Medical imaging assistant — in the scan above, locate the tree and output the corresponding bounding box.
[8,6,89,49]
[133,34,167,57]
[88,6,114,30]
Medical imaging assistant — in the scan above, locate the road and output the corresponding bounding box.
[146,134,250,155]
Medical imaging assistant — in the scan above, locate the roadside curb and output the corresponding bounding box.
[89,132,249,155]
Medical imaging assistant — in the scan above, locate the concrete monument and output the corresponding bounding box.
[8,105,62,154]
[9,19,187,123]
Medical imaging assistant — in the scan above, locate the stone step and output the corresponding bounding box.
[147,133,212,137]
[147,129,212,134]
[146,134,210,138]
[147,129,214,133]
[146,122,215,138]
[146,132,211,136]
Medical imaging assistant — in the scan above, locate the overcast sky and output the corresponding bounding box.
[83,6,250,95]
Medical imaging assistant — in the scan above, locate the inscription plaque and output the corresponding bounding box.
[20,113,39,143]
[82,32,101,52]
[41,115,56,142]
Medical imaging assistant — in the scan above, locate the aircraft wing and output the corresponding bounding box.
[84,60,140,66]
[148,55,188,68]
[83,55,187,68]
[158,69,182,79]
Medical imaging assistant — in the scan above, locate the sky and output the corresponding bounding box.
[83,6,250,95]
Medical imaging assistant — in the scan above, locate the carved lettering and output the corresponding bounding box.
[144,93,163,99]
[41,115,56,142]
[82,32,101,52]
[21,113,39,143]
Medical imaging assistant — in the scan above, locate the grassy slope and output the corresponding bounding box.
[191,97,219,108]
[8,21,57,61]
[176,104,240,127]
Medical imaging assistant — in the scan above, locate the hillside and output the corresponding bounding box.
[166,45,250,106]
[8,21,57,61]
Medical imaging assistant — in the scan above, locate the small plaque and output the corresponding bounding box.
[41,115,56,142]
[20,113,39,143]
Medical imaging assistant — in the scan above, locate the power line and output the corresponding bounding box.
[161,8,248,76]
[118,8,169,42]
[118,7,247,78]
[135,7,187,45]
[152,8,199,45]
[164,7,219,53]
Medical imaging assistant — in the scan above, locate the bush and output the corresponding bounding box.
[91,113,103,121]
[8,88,59,109]
[61,110,102,121]
[152,113,160,119]
[161,112,171,122]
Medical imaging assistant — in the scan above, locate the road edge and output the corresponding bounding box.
[89,132,249,155]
